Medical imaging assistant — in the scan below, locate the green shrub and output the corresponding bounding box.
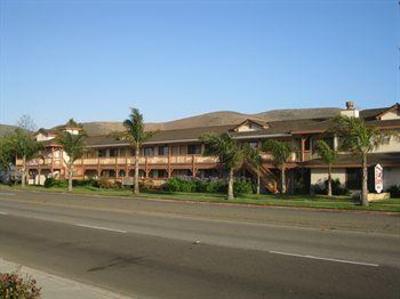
[165,176,254,195]
[166,177,196,192]
[73,179,98,188]
[205,179,226,193]
[44,177,68,188]
[233,178,254,195]
[312,178,350,196]
[387,185,400,198]
[0,272,41,299]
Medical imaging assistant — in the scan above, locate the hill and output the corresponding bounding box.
[0,124,18,136]
[77,107,341,136]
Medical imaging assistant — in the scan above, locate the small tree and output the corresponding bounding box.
[315,140,337,197]
[262,140,291,194]
[243,144,262,195]
[200,133,245,200]
[10,128,42,187]
[120,108,153,195]
[333,116,393,206]
[56,120,86,192]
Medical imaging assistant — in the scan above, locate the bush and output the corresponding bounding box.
[166,177,197,192]
[0,272,41,299]
[44,177,68,188]
[312,178,350,196]
[205,179,226,193]
[73,179,98,188]
[387,185,400,198]
[233,178,254,195]
[97,178,118,189]
[165,176,254,195]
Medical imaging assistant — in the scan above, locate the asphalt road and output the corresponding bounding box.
[0,190,399,298]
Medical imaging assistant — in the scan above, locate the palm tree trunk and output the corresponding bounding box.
[227,168,234,200]
[38,167,42,186]
[361,152,369,207]
[281,166,286,194]
[256,172,261,195]
[21,155,26,188]
[68,163,73,192]
[327,164,332,197]
[134,147,140,195]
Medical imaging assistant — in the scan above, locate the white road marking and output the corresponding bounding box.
[269,250,379,267]
[0,211,8,215]
[76,224,127,234]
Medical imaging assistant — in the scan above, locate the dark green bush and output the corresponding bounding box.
[312,178,350,196]
[387,185,400,198]
[166,177,196,192]
[165,176,254,195]
[205,179,226,193]
[44,177,68,188]
[73,179,99,187]
[233,178,254,195]
[0,272,41,299]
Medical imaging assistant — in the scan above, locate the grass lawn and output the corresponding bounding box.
[1,184,399,212]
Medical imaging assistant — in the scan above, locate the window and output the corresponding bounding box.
[159,145,169,156]
[346,168,361,189]
[304,137,312,151]
[171,146,180,156]
[109,148,118,157]
[98,149,107,158]
[144,147,154,156]
[188,144,201,155]
[86,150,96,158]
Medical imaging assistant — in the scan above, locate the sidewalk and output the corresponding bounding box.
[0,258,133,299]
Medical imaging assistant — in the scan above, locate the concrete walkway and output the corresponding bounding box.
[0,258,133,299]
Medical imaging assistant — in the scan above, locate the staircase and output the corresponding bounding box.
[243,161,278,193]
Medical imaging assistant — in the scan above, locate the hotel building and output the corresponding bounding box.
[17,102,400,193]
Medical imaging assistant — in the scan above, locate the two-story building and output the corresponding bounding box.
[18,102,400,193]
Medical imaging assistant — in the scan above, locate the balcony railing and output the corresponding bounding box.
[17,151,309,169]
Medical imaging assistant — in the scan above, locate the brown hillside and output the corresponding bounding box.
[76,108,341,136]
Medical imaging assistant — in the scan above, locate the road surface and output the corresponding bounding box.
[0,190,399,298]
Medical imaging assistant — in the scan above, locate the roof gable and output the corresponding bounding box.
[375,103,400,121]
[231,119,269,133]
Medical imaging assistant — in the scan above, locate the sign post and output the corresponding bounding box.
[374,164,383,194]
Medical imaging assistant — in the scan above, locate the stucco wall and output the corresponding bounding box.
[380,111,400,120]
[310,168,346,186]
[373,135,400,153]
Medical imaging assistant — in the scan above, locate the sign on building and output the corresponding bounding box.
[374,164,383,194]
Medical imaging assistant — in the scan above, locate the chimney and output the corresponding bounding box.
[345,101,354,110]
[340,100,359,118]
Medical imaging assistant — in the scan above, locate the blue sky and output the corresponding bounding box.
[0,0,398,128]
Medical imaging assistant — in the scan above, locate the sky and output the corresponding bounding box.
[0,0,399,128]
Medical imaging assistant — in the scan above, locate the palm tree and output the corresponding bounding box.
[333,115,393,206]
[56,120,86,192]
[10,128,43,187]
[315,140,337,196]
[243,144,262,195]
[121,108,153,195]
[200,133,245,200]
[262,140,291,194]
